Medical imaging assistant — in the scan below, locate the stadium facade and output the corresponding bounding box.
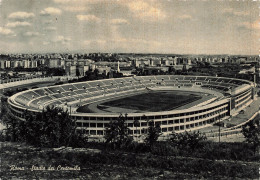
[8,75,256,138]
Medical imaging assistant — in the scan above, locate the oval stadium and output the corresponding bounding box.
[8,75,257,140]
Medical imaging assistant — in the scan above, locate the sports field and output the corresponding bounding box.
[97,91,202,112]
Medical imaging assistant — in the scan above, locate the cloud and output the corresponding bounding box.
[40,7,62,16]
[44,26,57,31]
[44,20,53,25]
[54,0,92,12]
[59,0,166,21]
[178,14,192,20]
[23,31,40,37]
[52,35,71,44]
[53,0,82,4]
[114,38,161,46]
[111,18,128,25]
[0,27,15,36]
[125,0,166,21]
[63,6,88,12]
[53,0,100,4]
[96,40,106,44]
[239,21,260,30]
[223,8,249,17]
[54,0,101,12]
[6,21,31,28]
[233,11,249,16]
[43,41,50,45]
[8,11,35,20]
[84,40,106,45]
[76,15,101,22]
[222,8,233,14]
[84,38,161,47]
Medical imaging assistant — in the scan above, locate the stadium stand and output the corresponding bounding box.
[8,75,256,138]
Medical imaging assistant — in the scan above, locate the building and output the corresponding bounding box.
[49,59,60,68]
[78,65,89,76]
[65,65,77,76]
[23,60,29,68]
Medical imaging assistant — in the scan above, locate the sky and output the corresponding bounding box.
[0,0,259,55]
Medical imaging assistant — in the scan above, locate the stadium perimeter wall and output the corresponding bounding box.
[7,75,256,138]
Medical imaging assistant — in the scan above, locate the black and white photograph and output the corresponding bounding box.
[0,0,259,179]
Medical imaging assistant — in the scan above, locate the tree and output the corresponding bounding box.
[0,96,20,142]
[144,120,161,148]
[45,68,65,76]
[18,106,88,147]
[182,65,187,73]
[105,113,133,149]
[94,69,99,76]
[168,66,175,74]
[242,118,260,154]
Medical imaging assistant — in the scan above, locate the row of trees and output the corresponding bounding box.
[11,67,66,76]
[103,113,210,153]
[68,70,123,83]
[102,113,260,155]
[2,87,29,97]
[1,101,87,147]
[104,114,162,150]
[1,101,259,155]
[0,104,162,149]
[1,102,205,150]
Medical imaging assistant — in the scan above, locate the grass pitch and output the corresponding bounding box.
[100,91,202,112]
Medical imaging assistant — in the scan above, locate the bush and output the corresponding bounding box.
[169,131,206,152]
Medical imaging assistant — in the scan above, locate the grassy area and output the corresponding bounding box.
[1,141,259,179]
[99,91,202,112]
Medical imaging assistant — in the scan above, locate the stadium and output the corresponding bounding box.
[8,75,256,140]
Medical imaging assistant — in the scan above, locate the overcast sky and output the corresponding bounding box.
[0,0,259,55]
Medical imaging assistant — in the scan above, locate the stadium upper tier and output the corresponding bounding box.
[8,75,256,137]
[9,75,253,111]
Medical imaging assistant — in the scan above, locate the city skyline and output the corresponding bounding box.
[0,0,259,55]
